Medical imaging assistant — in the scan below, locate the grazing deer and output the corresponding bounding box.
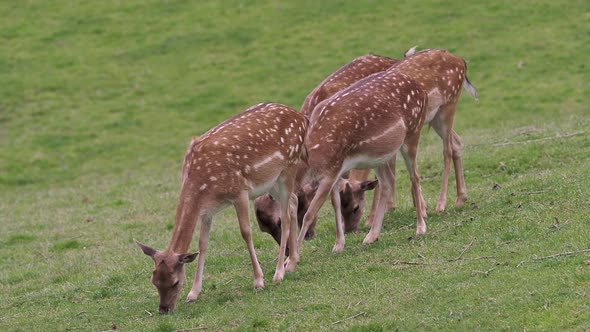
[254,177,378,249]
[322,48,478,230]
[254,182,317,251]
[135,103,308,314]
[381,48,478,214]
[254,54,398,243]
[297,67,428,254]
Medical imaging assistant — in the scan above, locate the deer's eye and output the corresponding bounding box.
[172,280,180,288]
[353,205,360,213]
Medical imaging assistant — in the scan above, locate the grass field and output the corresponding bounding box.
[1,0,589,331]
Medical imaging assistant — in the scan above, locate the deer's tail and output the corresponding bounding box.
[462,60,478,101]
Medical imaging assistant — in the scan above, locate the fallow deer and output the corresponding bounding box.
[254,177,377,249]
[135,103,307,314]
[305,48,478,232]
[254,54,398,243]
[378,48,478,215]
[296,67,429,254]
[254,182,317,253]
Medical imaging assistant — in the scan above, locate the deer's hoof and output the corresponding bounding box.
[272,271,284,284]
[185,292,199,304]
[363,234,378,245]
[253,279,265,290]
[436,201,446,214]
[332,243,345,253]
[416,224,427,235]
[455,195,467,208]
[285,257,298,272]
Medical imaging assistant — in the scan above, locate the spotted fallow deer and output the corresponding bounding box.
[317,48,477,231]
[296,67,429,254]
[135,103,307,314]
[254,54,397,243]
[309,48,478,232]
[378,48,478,215]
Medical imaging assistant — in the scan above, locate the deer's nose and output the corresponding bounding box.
[159,305,171,315]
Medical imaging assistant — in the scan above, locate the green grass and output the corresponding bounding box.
[1,0,589,331]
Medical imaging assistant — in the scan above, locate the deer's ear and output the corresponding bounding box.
[178,252,199,264]
[134,239,158,258]
[360,180,378,192]
[339,181,352,195]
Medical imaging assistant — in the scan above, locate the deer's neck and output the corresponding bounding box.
[167,195,204,253]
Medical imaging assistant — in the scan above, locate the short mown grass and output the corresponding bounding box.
[1,0,589,331]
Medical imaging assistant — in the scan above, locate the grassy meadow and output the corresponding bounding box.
[1,0,589,330]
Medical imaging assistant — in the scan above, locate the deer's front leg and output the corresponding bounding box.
[235,191,264,289]
[400,141,427,235]
[297,179,334,253]
[366,158,397,227]
[186,215,212,303]
[285,192,299,272]
[331,181,346,253]
[363,164,394,245]
[273,177,294,283]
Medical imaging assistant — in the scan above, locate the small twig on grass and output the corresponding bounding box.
[471,267,496,277]
[145,310,153,317]
[36,250,51,261]
[393,256,495,267]
[513,190,552,196]
[462,256,497,261]
[448,238,476,262]
[517,249,590,267]
[492,131,584,147]
[172,327,208,331]
[393,260,427,266]
[223,279,234,285]
[76,311,87,316]
[331,311,366,325]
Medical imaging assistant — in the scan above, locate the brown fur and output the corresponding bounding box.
[136,103,308,313]
[298,66,428,254]
[254,54,398,242]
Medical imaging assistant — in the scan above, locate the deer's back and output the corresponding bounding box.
[393,49,467,121]
[182,103,307,198]
[302,54,399,116]
[306,70,426,173]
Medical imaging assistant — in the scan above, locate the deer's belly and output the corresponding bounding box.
[341,153,396,173]
[247,176,280,199]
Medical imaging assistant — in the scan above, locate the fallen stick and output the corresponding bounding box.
[393,255,496,267]
[393,260,426,266]
[492,131,584,147]
[448,238,476,262]
[471,267,496,277]
[331,312,366,325]
[172,327,208,332]
[517,249,590,267]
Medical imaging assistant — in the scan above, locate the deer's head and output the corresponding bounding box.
[135,240,198,314]
[338,179,378,232]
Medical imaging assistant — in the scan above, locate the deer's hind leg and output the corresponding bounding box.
[234,191,264,289]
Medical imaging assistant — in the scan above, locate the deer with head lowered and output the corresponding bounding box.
[254,54,397,245]
[392,48,478,214]
[135,103,308,314]
[296,66,429,254]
